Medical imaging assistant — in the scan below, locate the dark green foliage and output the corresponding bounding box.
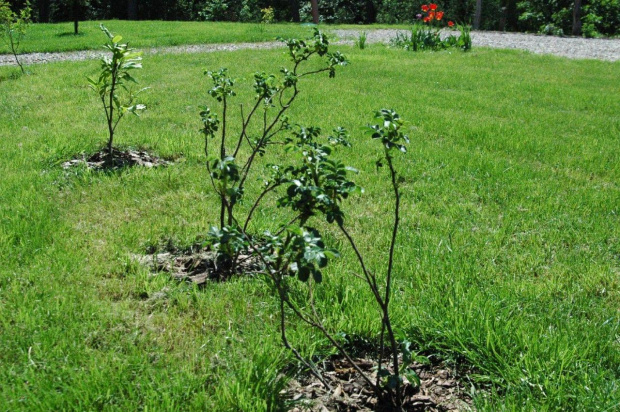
[278,126,359,225]
[20,0,620,36]
[516,0,619,35]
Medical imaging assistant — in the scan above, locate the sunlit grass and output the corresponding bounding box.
[0,43,618,411]
[0,20,410,55]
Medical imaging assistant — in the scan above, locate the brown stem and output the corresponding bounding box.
[298,67,331,78]
[288,286,380,397]
[337,223,381,301]
[376,322,386,389]
[234,98,263,158]
[383,152,403,408]
[279,293,332,390]
[243,184,279,232]
[274,215,302,236]
[219,96,227,228]
[204,132,221,206]
[9,33,25,74]
[238,88,298,190]
[107,64,118,157]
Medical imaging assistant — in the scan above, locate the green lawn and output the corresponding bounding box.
[0,20,408,55]
[0,40,618,411]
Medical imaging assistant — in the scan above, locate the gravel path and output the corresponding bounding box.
[1,29,618,66]
[334,29,620,61]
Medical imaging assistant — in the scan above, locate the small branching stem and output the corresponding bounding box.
[243,184,279,232]
[383,151,404,409]
[219,96,228,227]
[306,283,382,397]
[279,296,332,390]
[234,100,262,157]
[204,134,219,196]
[107,70,118,156]
[238,87,298,190]
[8,33,24,74]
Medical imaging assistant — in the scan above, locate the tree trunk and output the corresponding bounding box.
[499,10,506,31]
[73,0,79,35]
[572,0,582,36]
[39,0,50,23]
[288,0,300,22]
[474,0,482,30]
[127,0,138,20]
[310,0,319,24]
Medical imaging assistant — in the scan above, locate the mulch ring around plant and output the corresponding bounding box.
[134,245,263,285]
[62,147,172,170]
[283,355,473,412]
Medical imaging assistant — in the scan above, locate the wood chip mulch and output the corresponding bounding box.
[283,356,473,412]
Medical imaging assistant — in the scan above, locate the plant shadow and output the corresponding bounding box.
[0,70,23,82]
[56,31,87,37]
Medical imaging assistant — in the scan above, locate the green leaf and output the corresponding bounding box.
[405,370,421,388]
[112,35,122,43]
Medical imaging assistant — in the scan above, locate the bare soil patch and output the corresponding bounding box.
[284,355,473,412]
[62,147,172,170]
[136,244,262,285]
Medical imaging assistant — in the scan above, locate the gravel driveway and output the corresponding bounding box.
[334,29,620,61]
[1,29,618,66]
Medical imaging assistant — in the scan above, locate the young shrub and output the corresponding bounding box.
[355,31,368,49]
[0,0,32,74]
[87,24,147,158]
[250,111,412,410]
[200,28,347,235]
[199,29,415,411]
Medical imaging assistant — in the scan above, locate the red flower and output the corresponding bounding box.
[421,4,429,12]
[429,11,435,20]
[423,16,430,23]
[448,20,455,27]
[430,3,437,11]
[436,11,444,20]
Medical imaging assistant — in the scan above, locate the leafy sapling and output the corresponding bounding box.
[198,28,418,411]
[88,24,147,159]
[200,29,348,270]
[0,0,32,74]
[249,111,412,410]
[282,111,412,410]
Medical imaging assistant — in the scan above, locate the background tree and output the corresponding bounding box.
[288,0,299,21]
[310,0,318,23]
[72,0,80,34]
[572,0,582,35]
[127,0,137,19]
[474,0,482,29]
[0,0,32,74]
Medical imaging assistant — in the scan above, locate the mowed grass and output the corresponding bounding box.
[0,20,408,55]
[0,42,619,411]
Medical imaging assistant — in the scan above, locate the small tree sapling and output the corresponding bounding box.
[0,0,32,74]
[87,24,147,159]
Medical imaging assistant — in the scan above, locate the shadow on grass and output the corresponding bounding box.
[0,70,25,82]
[56,31,87,37]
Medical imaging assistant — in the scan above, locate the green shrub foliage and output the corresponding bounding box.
[23,1,620,38]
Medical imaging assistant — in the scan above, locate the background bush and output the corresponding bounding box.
[9,1,620,38]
